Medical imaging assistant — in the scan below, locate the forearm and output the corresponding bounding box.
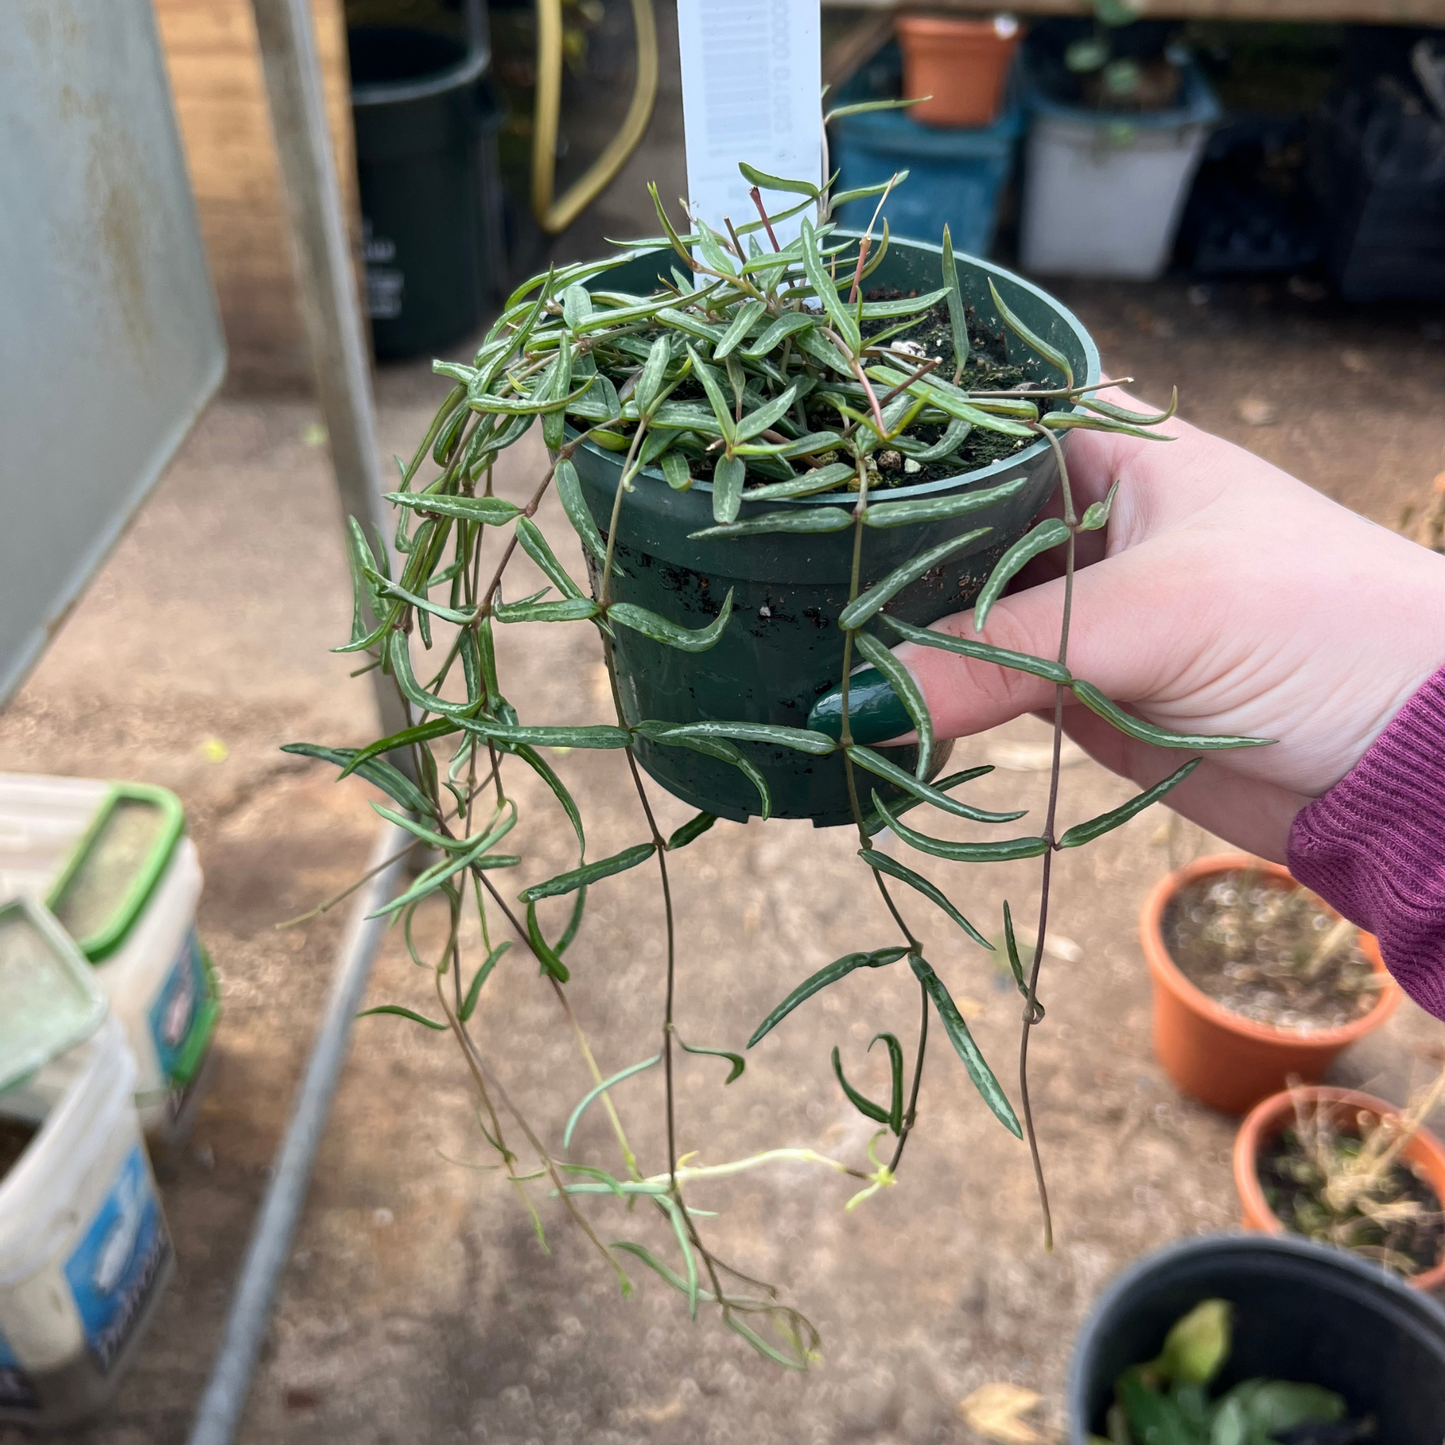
[1289,666,1445,1020]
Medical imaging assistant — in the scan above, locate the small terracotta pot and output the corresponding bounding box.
[1234,1085,1445,1291]
[1140,853,1398,1115]
[896,13,1022,128]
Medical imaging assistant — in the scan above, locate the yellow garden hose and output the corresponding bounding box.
[531,0,658,234]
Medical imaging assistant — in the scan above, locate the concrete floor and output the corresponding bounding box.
[5,11,1445,1444]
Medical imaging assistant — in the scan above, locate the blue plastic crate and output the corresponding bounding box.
[830,47,1022,258]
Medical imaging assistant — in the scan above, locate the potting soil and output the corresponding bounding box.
[1260,1126,1445,1279]
[1164,871,1378,1031]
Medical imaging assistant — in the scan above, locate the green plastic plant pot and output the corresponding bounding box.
[568,237,1101,826]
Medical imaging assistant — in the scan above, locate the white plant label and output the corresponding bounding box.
[676,0,821,246]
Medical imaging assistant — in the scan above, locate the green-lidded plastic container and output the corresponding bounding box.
[0,897,108,1094]
[45,783,184,963]
[568,237,1100,826]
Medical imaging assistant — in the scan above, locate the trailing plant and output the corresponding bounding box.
[288,156,1264,1367]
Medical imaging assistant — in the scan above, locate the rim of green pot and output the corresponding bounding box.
[565,233,1102,507]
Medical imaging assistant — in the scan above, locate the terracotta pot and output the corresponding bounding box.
[1234,1085,1445,1292]
[896,14,1021,128]
[1140,853,1398,1115]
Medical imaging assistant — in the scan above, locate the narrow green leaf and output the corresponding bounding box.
[857,284,950,320]
[661,1195,701,1320]
[553,458,612,570]
[370,572,473,625]
[873,792,1049,863]
[849,632,936,780]
[712,298,767,360]
[694,221,737,278]
[516,517,587,600]
[871,1032,906,1134]
[459,718,633,750]
[800,217,861,351]
[860,765,993,836]
[513,744,585,858]
[459,941,512,1022]
[612,1241,699,1299]
[725,1313,808,1372]
[862,476,1029,530]
[677,1036,745,1083]
[655,721,836,755]
[1078,479,1120,533]
[892,417,972,465]
[859,848,993,950]
[1039,413,1171,442]
[742,312,816,358]
[879,614,1070,683]
[974,518,1071,630]
[999,900,1044,1019]
[738,161,819,198]
[637,725,773,819]
[555,884,588,954]
[518,842,656,902]
[335,717,458,779]
[711,456,746,524]
[526,899,570,982]
[748,947,910,1047]
[563,1055,661,1149]
[387,491,522,525]
[684,347,738,444]
[909,955,1022,1137]
[659,451,692,491]
[848,745,1025,824]
[690,507,853,540]
[741,463,854,502]
[1057,757,1201,849]
[1079,388,1178,426]
[839,528,991,631]
[736,384,800,443]
[609,588,734,653]
[280,742,432,817]
[494,596,601,623]
[941,224,969,380]
[825,96,925,122]
[987,278,1074,388]
[1068,680,1273,750]
[832,1045,890,1126]
[666,811,717,851]
[358,1004,447,1031]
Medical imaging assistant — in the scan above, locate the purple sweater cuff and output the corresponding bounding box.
[1288,666,1445,1021]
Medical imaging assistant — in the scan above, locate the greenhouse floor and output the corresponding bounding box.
[2,265,1443,1445]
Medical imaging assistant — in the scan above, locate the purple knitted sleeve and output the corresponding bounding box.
[1289,665,1445,1021]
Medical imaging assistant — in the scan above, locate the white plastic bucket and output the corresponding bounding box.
[1019,64,1220,280]
[0,775,219,1139]
[0,1017,173,1426]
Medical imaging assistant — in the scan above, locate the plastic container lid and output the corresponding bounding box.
[45,783,185,963]
[0,897,108,1093]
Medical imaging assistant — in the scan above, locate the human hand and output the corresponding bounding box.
[809,391,1445,862]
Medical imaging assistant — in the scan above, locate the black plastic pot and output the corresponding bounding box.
[350,19,504,359]
[1069,1233,1445,1443]
[569,238,1100,826]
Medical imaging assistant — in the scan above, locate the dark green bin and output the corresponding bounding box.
[349,25,504,359]
[568,237,1100,827]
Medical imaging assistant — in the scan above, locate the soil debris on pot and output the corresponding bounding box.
[1260,1120,1445,1279]
[1164,870,1379,1031]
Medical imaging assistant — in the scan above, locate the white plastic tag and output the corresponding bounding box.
[676,0,822,246]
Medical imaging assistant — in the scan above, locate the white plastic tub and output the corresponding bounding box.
[0,1016,173,1426]
[0,775,220,1139]
[1019,63,1221,280]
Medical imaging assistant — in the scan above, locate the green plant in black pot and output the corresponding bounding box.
[288,154,1265,1367]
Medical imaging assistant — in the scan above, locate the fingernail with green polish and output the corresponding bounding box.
[807,668,913,745]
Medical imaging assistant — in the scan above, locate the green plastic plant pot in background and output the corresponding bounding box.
[568,237,1101,826]
[349,23,505,361]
